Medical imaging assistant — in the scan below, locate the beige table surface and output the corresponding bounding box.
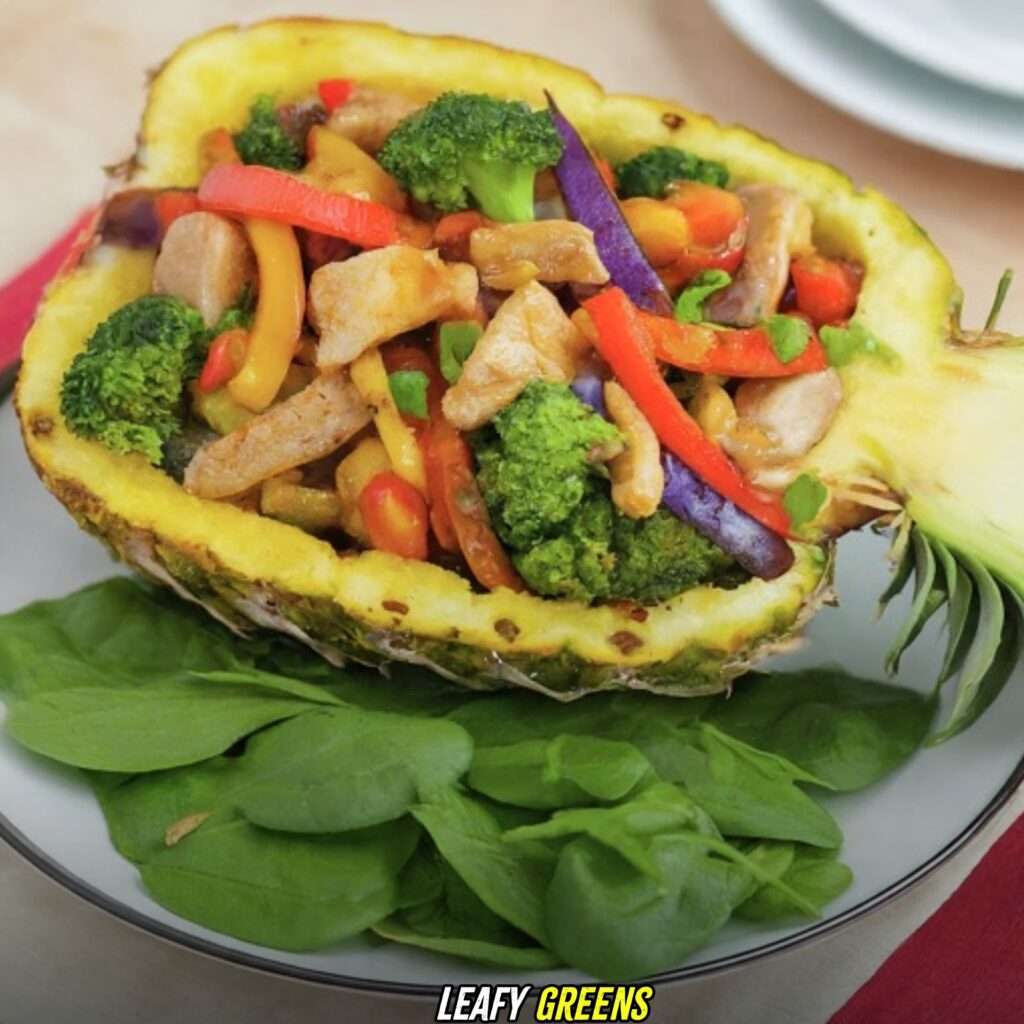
[1,1,1022,1021]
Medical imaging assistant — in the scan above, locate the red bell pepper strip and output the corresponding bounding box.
[429,420,524,591]
[198,163,399,249]
[791,254,863,327]
[153,190,201,231]
[583,287,791,537]
[197,328,249,393]
[318,78,355,112]
[642,314,829,378]
[359,471,430,561]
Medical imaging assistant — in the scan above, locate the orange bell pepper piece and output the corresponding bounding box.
[791,254,863,327]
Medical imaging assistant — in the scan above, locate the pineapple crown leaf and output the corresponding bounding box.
[879,525,1024,745]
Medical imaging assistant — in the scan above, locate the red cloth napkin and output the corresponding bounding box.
[0,208,97,377]
[832,811,1024,1023]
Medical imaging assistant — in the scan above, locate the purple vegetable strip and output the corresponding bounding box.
[571,373,608,418]
[546,93,673,316]
[661,452,795,580]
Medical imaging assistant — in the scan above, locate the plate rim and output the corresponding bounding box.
[3,751,1022,996]
[815,0,1024,100]
[709,0,1024,171]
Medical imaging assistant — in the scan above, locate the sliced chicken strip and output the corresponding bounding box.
[442,281,584,430]
[184,373,371,499]
[604,381,664,518]
[327,85,421,154]
[153,212,256,328]
[705,185,813,327]
[469,220,609,289]
[725,368,843,472]
[310,246,478,368]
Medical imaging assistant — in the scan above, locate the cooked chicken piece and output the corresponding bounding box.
[327,85,421,153]
[724,368,843,471]
[469,221,609,289]
[153,212,255,328]
[442,281,584,430]
[184,373,371,499]
[604,381,664,518]
[706,185,813,327]
[310,246,479,368]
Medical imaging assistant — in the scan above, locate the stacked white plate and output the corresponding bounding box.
[711,0,1024,169]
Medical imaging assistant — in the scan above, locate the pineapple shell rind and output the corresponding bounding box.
[25,18,967,696]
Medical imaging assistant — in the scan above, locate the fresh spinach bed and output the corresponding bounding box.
[0,579,934,980]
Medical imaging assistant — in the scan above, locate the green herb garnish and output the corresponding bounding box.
[674,269,732,324]
[388,370,430,419]
[439,320,483,383]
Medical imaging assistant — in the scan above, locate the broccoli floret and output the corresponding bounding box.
[60,295,207,465]
[513,484,736,604]
[474,381,623,548]
[378,92,564,222]
[514,489,616,603]
[615,145,729,199]
[234,95,303,171]
[474,382,739,603]
[609,507,736,603]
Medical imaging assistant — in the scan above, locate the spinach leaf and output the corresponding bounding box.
[707,669,934,791]
[6,683,313,772]
[467,735,652,810]
[140,815,419,950]
[661,724,842,848]
[450,689,709,748]
[0,578,248,699]
[94,756,246,862]
[378,854,561,969]
[735,845,853,922]
[375,918,561,969]
[504,782,717,881]
[411,787,556,945]
[543,834,741,981]
[193,669,347,707]
[233,708,473,833]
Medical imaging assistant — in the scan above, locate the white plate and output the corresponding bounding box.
[710,0,1024,170]
[2,395,1023,993]
[817,0,1024,99]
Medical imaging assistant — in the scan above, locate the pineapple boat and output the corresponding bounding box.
[16,20,1022,739]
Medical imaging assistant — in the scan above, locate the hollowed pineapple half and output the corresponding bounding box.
[16,21,1022,730]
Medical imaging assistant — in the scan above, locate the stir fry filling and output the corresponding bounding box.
[62,84,873,605]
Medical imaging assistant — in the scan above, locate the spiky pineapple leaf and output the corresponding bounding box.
[877,533,915,614]
[879,528,1022,745]
[928,579,1021,745]
[932,540,977,686]
[885,530,944,674]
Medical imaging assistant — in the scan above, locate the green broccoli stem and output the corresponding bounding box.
[463,158,538,223]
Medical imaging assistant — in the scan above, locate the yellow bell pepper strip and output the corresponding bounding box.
[583,287,792,537]
[350,347,428,495]
[227,218,305,412]
[305,126,408,211]
[199,163,400,249]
